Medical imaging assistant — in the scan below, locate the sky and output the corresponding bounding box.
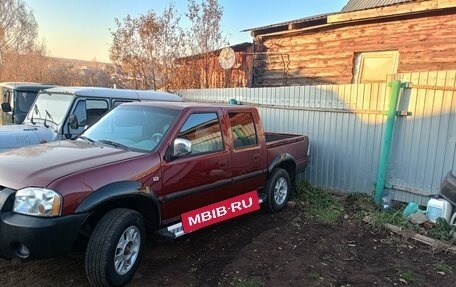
[23,0,348,63]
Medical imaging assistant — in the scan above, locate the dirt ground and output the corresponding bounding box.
[1,196,455,287]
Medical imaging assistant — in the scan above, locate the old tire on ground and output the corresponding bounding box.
[264,168,291,212]
[85,208,145,287]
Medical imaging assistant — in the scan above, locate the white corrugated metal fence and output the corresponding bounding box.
[178,70,456,205]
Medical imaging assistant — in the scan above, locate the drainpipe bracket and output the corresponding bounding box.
[400,82,410,88]
[372,181,393,189]
[388,81,409,88]
[396,111,412,117]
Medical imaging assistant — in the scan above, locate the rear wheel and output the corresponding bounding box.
[85,208,145,287]
[264,168,291,212]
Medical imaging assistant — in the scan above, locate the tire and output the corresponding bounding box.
[85,208,145,287]
[264,168,291,212]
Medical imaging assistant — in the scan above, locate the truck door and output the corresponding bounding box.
[160,110,232,220]
[228,111,267,194]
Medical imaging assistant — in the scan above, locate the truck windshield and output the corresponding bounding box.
[26,93,74,125]
[16,91,39,113]
[82,105,179,152]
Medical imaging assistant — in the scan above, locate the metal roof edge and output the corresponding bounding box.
[241,12,336,32]
[341,0,417,12]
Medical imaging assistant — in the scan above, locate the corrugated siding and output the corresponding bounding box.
[178,71,456,205]
[179,84,389,195]
[389,70,456,205]
[341,0,416,12]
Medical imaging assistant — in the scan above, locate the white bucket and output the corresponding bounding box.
[426,198,453,223]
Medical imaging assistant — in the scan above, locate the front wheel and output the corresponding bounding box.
[264,168,291,212]
[85,208,145,287]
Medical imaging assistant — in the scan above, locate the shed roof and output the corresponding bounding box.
[241,13,333,32]
[177,42,252,61]
[341,0,417,12]
[245,0,427,35]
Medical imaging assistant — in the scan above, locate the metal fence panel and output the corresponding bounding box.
[178,70,456,204]
[179,84,388,195]
[390,71,456,204]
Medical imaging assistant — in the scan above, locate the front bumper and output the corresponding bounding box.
[0,212,88,260]
[0,188,88,260]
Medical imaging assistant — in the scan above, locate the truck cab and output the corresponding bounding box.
[1,82,55,125]
[0,86,182,152]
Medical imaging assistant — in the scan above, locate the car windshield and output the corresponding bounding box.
[82,104,179,152]
[15,91,39,113]
[26,93,74,125]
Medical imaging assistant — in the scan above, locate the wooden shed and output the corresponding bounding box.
[244,0,456,86]
[173,42,252,89]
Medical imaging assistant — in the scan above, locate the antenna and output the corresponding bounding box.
[218,47,236,70]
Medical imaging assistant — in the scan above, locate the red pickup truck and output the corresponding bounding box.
[0,102,309,286]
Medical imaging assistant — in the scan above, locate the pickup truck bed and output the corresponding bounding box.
[265,132,303,143]
[266,132,309,174]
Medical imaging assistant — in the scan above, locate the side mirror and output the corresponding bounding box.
[1,103,12,113]
[68,114,79,130]
[172,138,192,158]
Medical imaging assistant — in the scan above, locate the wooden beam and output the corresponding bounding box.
[438,0,456,8]
[249,23,331,39]
[327,0,455,24]
[364,216,456,254]
[407,84,456,91]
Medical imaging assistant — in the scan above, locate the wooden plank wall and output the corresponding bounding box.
[259,10,456,86]
[177,50,250,89]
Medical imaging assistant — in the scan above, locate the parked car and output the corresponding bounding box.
[0,86,182,152]
[1,82,55,124]
[0,101,309,286]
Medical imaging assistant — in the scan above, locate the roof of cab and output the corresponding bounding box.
[124,100,256,111]
[41,86,182,102]
[0,82,55,91]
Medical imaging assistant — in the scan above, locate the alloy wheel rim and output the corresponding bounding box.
[274,177,288,205]
[114,226,141,275]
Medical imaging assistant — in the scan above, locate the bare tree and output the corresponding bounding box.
[110,15,146,89]
[110,4,184,90]
[109,0,227,90]
[139,4,185,90]
[0,0,38,73]
[185,0,227,88]
[0,0,112,86]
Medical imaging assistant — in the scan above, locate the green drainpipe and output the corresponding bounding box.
[374,80,404,204]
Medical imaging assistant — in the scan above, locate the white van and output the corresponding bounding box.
[1,82,56,124]
[0,86,182,152]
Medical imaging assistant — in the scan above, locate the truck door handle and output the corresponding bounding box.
[253,154,260,160]
[219,160,228,168]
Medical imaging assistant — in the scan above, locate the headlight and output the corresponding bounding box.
[13,188,62,217]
